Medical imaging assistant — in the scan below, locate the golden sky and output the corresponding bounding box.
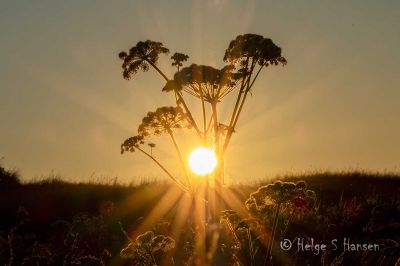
[1,0,399,182]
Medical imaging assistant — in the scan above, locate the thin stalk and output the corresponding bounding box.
[246,65,263,92]
[144,57,202,138]
[198,83,207,144]
[205,113,213,136]
[221,65,263,156]
[265,203,281,266]
[231,65,263,128]
[145,58,169,82]
[167,129,191,188]
[211,102,220,159]
[224,219,241,249]
[221,58,251,156]
[136,147,188,193]
[211,101,222,187]
[248,228,255,266]
[225,57,250,136]
[176,90,202,138]
[148,247,157,265]
[174,90,179,106]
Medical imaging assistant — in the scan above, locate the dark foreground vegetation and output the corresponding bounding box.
[1,166,399,265]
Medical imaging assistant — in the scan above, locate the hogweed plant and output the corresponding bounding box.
[118,34,287,264]
[118,34,287,194]
[245,181,317,265]
[120,231,175,265]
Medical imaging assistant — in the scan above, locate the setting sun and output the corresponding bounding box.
[188,147,218,175]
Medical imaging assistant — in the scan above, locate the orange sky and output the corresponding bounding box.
[1,1,399,182]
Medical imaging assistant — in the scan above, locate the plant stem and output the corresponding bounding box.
[225,57,249,138]
[144,58,202,138]
[198,83,207,144]
[167,129,191,189]
[137,147,188,193]
[232,65,262,128]
[221,65,263,156]
[176,90,202,138]
[265,203,281,266]
[145,59,169,81]
[211,101,222,184]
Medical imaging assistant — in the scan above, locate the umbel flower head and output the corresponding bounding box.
[162,64,241,103]
[120,230,175,260]
[120,135,145,154]
[245,180,316,212]
[223,33,287,68]
[138,106,191,137]
[118,40,170,80]
[171,52,189,70]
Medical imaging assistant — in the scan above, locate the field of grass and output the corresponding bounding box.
[1,167,399,265]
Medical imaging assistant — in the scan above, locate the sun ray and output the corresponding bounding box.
[132,185,184,237]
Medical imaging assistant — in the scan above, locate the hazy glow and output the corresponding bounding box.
[189,147,217,175]
[0,1,399,180]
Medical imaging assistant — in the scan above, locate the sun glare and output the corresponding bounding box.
[188,147,217,175]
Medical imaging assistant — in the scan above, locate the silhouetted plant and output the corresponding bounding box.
[220,210,261,266]
[138,106,192,187]
[245,180,316,265]
[121,135,188,192]
[118,34,287,191]
[171,52,189,72]
[0,164,20,189]
[120,230,175,265]
[119,40,169,80]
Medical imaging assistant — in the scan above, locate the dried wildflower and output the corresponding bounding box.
[223,34,287,68]
[120,135,145,154]
[163,64,241,103]
[120,230,175,265]
[119,40,169,80]
[136,231,154,245]
[171,52,189,71]
[245,180,317,264]
[138,106,190,137]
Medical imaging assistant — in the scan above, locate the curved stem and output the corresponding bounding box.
[167,129,191,188]
[145,58,169,82]
[136,147,188,193]
[265,203,281,265]
[175,90,202,138]
[143,57,202,139]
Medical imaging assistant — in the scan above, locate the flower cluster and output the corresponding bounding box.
[118,40,170,80]
[137,106,190,137]
[162,64,241,103]
[171,52,189,70]
[120,231,175,265]
[245,181,316,215]
[120,135,145,154]
[223,34,287,68]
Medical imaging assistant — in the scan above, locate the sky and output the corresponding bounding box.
[1,0,399,182]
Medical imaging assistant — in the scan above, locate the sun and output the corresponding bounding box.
[188,147,218,175]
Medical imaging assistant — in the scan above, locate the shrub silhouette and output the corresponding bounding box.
[0,164,20,189]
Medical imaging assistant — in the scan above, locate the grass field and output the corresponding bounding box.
[1,167,399,265]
